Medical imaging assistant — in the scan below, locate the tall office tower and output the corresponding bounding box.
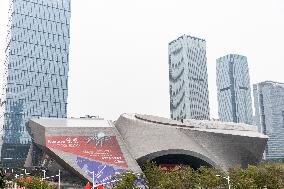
[168,35,210,121]
[0,0,71,166]
[216,54,253,124]
[253,81,284,159]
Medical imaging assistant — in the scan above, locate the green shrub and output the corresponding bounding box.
[16,176,56,189]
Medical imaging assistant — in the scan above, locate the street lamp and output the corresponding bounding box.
[86,170,95,189]
[41,170,60,189]
[42,170,46,179]
[56,170,61,189]
[21,168,30,175]
[216,175,231,189]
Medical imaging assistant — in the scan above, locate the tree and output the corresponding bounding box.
[141,161,165,188]
[112,171,141,189]
[15,176,56,189]
[142,162,228,189]
[229,165,258,189]
[196,166,225,189]
[0,170,6,189]
[254,162,284,189]
[229,162,284,189]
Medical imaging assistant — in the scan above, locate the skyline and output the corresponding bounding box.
[0,0,284,121]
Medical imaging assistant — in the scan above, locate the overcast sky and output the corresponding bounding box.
[0,0,284,120]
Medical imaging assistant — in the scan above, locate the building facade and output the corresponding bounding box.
[168,35,210,121]
[253,81,284,159]
[26,114,267,185]
[216,54,253,124]
[1,0,71,166]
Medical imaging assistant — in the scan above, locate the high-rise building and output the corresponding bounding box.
[0,0,71,166]
[253,81,284,159]
[216,54,253,124]
[168,35,210,121]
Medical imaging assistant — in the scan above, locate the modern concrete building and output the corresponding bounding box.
[26,113,267,186]
[169,35,210,121]
[253,81,284,159]
[216,54,253,124]
[1,0,71,166]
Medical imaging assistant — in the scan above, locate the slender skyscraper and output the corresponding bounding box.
[216,54,253,124]
[253,81,284,159]
[1,0,71,166]
[169,35,210,121]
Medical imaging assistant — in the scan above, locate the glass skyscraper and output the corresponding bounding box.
[1,0,71,166]
[216,54,253,124]
[253,81,284,159]
[169,35,210,121]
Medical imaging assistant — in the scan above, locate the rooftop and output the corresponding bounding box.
[127,113,267,139]
[29,118,113,128]
[256,80,284,87]
[217,54,247,61]
[169,34,206,45]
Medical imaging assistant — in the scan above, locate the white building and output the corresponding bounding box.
[216,54,253,125]
[253,81,284,159]
[169,35,210,121]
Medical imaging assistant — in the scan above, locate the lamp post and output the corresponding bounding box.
[56,170,61,189]
[21,169,26,175]
[42,170,46,179]
[86,170,95,189]
[21,168,30,176]
[41,171,48,189]
[216,175,231,189]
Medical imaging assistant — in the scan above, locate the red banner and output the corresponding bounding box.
[46,134,128,168]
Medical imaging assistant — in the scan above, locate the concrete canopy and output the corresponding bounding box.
[115,113,268,171]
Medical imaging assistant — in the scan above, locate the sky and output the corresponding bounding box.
[0,0,284,121]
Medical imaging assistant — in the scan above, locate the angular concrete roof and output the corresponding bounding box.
[115,113,268,171]
[26,118,141,186]
[30,118,113,128]
[133,114,267,138]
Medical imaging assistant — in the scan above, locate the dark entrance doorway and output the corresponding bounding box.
[151,154,211,169]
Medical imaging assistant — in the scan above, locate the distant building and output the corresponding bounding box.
[168,35,210,121]
[216,54,253,124]
[253,81,284,159]
[0,0,71,166]
[80,115,104,120]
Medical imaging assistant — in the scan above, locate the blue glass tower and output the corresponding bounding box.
[253,81,284,159]
[216,54,253,125]
[1,0,71,166]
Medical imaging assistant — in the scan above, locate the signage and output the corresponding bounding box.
[46,132,128,168]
